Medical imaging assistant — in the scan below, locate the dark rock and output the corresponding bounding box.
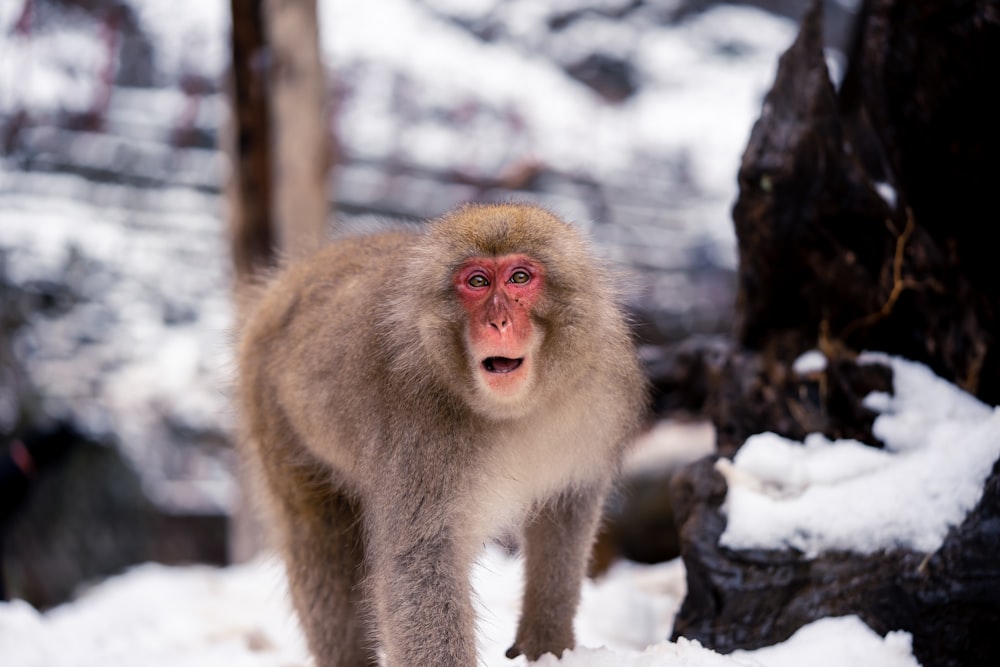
[909,457,1000,666]
[706,347,892,456]
[644,335,731,419]
[732,0,1000,406]
[674,2,1000,665]
[1,431,228,608]
[0,251,44,432]
[564,53,639,103]
[644,332,891,455]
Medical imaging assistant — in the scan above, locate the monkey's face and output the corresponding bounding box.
[454,254,544,409]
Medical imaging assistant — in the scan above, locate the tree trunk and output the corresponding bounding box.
[225,0,332,562]
[263,0,330,261]
[227,0,274,282]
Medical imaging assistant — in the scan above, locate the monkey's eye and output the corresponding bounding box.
[467,274,489,288]
[509,270,531,285]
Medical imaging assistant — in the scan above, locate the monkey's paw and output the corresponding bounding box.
[504,629,573,662]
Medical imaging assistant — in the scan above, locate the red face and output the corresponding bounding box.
[454,254,544,398]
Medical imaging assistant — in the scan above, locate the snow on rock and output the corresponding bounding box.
[719,354,1000,557]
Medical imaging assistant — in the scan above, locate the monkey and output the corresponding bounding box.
[235,202,647,666]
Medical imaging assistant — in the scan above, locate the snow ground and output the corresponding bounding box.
[0,546,919,667]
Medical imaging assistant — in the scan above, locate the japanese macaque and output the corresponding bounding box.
[236,202,647,666]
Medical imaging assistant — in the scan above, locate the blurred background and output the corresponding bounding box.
[0,0,857,608]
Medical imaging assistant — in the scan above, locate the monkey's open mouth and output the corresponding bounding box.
[483,356,523,374]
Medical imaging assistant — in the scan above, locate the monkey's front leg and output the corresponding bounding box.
[366,503,478,667]
[507,485,608,661]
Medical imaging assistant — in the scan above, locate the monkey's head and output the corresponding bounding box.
[386,202,622,421]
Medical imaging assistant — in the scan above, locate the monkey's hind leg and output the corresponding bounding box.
[269,466,377,667]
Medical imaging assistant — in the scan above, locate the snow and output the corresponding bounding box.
[0,546,920,667]
[730,616,918,667]
[317,0,797,257]
[791,349,826,374]
[129,0,229,82]
[0,10,105,114]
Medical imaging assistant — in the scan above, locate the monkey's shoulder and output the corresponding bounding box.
[239,232,414,367]
[260,231,416,311]
[302,230,418,280]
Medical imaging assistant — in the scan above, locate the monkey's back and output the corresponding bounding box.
[237,231,421,486]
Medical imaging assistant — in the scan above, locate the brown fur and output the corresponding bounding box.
[236,202,647,666]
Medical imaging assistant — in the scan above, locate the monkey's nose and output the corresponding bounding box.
[489,317,510,332]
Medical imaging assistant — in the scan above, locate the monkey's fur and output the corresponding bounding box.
[236,202,647,666]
